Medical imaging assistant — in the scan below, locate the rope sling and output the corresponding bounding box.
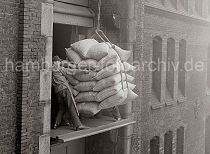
[91,0,129,91]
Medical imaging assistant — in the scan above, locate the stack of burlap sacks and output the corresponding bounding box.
[64,39,138,117]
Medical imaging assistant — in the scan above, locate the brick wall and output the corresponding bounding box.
[131,1,210,154]
[0,0,19,153]
[1,0,210,154]
[16,0,46,154]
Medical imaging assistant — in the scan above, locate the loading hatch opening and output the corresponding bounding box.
[51,23,135,146]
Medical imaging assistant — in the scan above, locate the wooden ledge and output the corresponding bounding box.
[165,99,175,106]
[151,103,165,110]
[51,116,135,144]
[177,96,187,104]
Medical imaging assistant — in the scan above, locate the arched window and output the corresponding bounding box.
[166,38,176,99]
[150,136,160,154]
[207,44,210,89]
[180,0,188,11]
[195,0,203,16]
[152,0,165,6]
[205,116,210,154]
[164,131,173,154]
[170,0,177,9]
[152,36,163,101]
[178,40,187,97]
[208,0,210,15]
[176,127,184,154]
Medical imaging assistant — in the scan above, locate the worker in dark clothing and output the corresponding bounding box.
[52,56,89,131]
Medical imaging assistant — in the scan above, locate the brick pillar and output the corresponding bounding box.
[172,129,177,154]
[16,0,50,153]
[39,1,53,154]
[159,134,164,154]
[161,37,167,103]
[174,40,179,102]
[115,0,136,153]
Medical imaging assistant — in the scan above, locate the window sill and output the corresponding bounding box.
[177,96,187,104]
[165,99,175,106]
[50,116,135,144]
[164,89,175,106]
[206,88,210,96]
[151,103,165,110]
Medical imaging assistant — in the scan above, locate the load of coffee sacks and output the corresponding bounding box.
[64,39,138,117]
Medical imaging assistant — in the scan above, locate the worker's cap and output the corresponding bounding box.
[52,56,62,62]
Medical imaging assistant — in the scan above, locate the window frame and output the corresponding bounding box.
[150,136,160,154]
[164,131,173,154]
[195,0,203,16]
[178,39,187,102]
[152,36,163,103]
[176,127,184,154]
[166,38,176,100]
[206,43,210,95]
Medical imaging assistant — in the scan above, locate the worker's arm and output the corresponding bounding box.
[60,67,88,77]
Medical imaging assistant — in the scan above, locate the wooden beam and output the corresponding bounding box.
[56,0,88,6]
[51,116,135,143]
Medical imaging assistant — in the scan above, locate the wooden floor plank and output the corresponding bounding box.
[51,116,135,144]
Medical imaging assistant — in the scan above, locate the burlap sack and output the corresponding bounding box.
[123,62,136,72]
[74,71,97,82]
[71,39,98,58]
[124,90,138,102]
[96,81,136,102]
[66,75,79,86]
[75,92,98,103]
[93,73,135,92]
[104,89,138,109]
[99,88,128,109]
[65,48,82,64]
[96,54,118,71]
[113,45,132,62]
[86,42,109,61]
[61,60,77,69]
[95,62,121,80]
[74,81,97,92]
[78,59,98,71]
[77,102,101,117]
[69,84,79,96]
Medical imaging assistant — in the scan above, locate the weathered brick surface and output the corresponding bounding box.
[0,0,19,153]
[0,0,210,154]
[16,0,46,154]
[131,1,210,154]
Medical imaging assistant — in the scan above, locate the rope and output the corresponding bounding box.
[93,0,129,91]
[97,0,101,30]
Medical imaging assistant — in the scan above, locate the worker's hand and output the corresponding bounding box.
[61,67,89,76]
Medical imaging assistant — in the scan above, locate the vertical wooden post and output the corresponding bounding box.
[116,0,136,153]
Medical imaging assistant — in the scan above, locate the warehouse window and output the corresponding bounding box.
[195,0,203,16]
[152,0,165,6]
[150,136,160,154]
[180,0,188,11]
[209,0,210,15]
[164,131,173,154]
[166,38,175,99]
[170,0,177,9]
[178,40,187,98]
[51,23,135,145]
[152,36,163,101]
[176,127,184,154]
[207,44,210,95]
[207,44,210,87]
[205,116,210,154]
